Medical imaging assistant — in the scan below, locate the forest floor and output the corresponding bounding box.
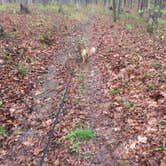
[0,7,166,166]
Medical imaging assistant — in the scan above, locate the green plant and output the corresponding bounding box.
[147,24,154,33]
[119,160,127,166]
[82,152,91,160]
[17,62,29,76]
[109,88,119,96]
[38,34,45,41]
[67,127,95,153]
[0,126,7,136]
[66,127,95,141]
[123,81,129,87]
[76,72,84,82]
[124,100,136,109]
[155,141,166,151]
[79,85,86,95]
[0,5,7,11]
[0,100,3,107]
[153,61,161,69]
[116,97,124,104]
[125,24,133,31]
[61,94,67,102]
[144,83,156,91]
[55,139,62,145]
[70,141,81,153]
[36,4,59,12]
[104,48,112,56]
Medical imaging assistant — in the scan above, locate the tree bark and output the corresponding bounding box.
[113,0,116,22]
[20,0,30,14]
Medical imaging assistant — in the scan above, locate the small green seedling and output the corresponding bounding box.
[55,139,62,145]
[17,62,29,76]
[0,100,3,107]
[79,85,86,95]
[153,61,161,70]
[125,24,133,31]
[144,83,156,91]
[0,126,7,136]
[109,88,119,96]
[124,100,136,109]
[155,141,166,151]
[123,81,129,87]
[76,72,84,82]
[61,95,67,102]
[38,34,45,41]
[116,97,124,104]
[82,152,91,160]
[119,160,127,166]
[70,141,80,153]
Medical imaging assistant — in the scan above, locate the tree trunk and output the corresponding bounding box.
[112,0,116,22]
[20,0,30,14]
[118,0,122,17]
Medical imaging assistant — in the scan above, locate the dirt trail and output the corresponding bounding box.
[76,19,123,166]
[1,16,110,166]
[1,10,165,166]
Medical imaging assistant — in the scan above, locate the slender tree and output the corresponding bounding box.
[112,0,117,22]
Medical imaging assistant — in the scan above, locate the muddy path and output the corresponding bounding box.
[1,16,110,166]
[2,13,165,166]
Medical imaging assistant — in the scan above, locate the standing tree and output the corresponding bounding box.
[117,0,122,18]
[20,0,30,14]
[112,0,117,22]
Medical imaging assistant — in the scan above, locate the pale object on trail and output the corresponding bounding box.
[89,47,96,55]
[0,59,4,64]
[137,135,148,144]
[81,47,96,63]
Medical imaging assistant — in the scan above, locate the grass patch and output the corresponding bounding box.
[144,83,156,91]
[121,12,146,28]
[0,126,7,136]
[119,160,127,166]
[124,100,136,109]
[0,4,19,13]
[17,62,29,76]
[158,17,166,27]
[125,24,133,31]
[70,141,81,153]
[109,88,120,96]
[0,5,7,11]
[116,97,124,104]
[66,127,95,153]
[36,4,59,12]
[66,127,95,141]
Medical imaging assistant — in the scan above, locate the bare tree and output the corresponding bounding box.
[112,0,117,22]
[20,0,30,14]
